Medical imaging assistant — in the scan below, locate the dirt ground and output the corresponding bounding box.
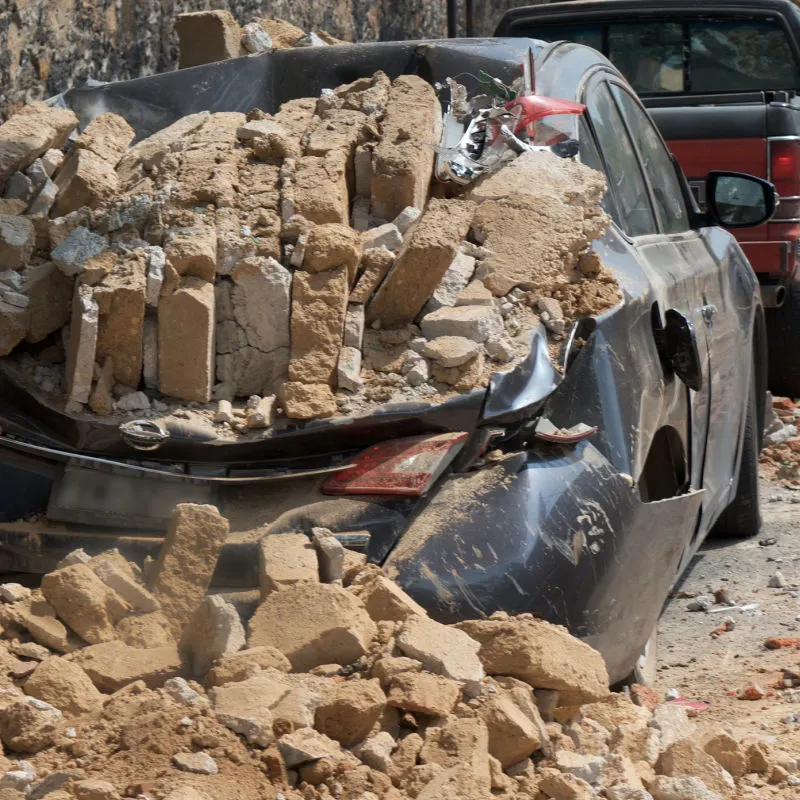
[655,473,800,761]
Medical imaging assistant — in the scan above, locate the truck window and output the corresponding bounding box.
[524,16,800,94]
[587,82,658,237]
[610,84,689,234]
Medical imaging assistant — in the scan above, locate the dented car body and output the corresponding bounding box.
[0,38,771,682]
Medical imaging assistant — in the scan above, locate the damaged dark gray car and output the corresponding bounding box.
[0,38,775,683]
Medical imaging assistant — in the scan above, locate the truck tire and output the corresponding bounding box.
[766,283,800,398]
[712,359,761,538]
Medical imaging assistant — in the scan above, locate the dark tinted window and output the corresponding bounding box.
[587,82,657,237]
[610,84,689,234]
[525,17,800,93]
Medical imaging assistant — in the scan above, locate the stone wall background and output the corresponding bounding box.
[0,0,545,121]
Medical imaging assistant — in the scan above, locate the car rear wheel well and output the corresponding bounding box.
[639,425,688,503]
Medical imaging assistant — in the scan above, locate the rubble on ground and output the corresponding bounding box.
[760,393,800,484]
[0,503,793,799]
[0,58,620,432]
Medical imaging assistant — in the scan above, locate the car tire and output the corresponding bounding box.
[766,282,800,398]
[712,358,762,538]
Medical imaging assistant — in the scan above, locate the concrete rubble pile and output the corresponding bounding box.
[0,68,620,429]
[761,393,800,484]
[0,503,792,800]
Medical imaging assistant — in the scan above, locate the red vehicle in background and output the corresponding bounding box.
[496,0,800,396]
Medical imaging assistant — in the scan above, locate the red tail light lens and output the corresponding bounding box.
[322,433,469,497]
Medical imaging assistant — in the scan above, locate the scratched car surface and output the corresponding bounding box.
[0,38,774,682]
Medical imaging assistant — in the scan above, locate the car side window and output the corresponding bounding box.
[585,81,658,237]
[610,84,690,234]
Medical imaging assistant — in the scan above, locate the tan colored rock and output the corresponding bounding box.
[280,381,337,419]
[40,564,130,645]
[73,780,120,800]
[176,10,242,68]
[419,717,491,793]
[0,103,77,187]
[357,576,428,623]
[293,151,349,225]
[0,697,61,753]
[455,280,493,306]
[314,678,386,746]
[303,223,363,282]
[205,646,291,687]
[371,76,442,220]
[75,113,135,166]
[367,199,475,328]
[89,556,158,613]
[148,503,230,638]
[0,301,27,357]
[247,583,377,672]
[0,215,35,271]
[115,612,175,648]
[278,727,355,768]
[53,149,119,216]
[656,739,735,798]
[92,251,146,387]
[424,336,481,367]
[538,767,594,800]
[703,732,748,779]
[21,262,72,343]
[288,266,349,386]
[479,689,544,768]
[165,227,217,282]
[258,17,305,49]
[649,776,723,800]
[158,277,215,403]
[372,656,423,689]
[386,671,461,717]
[456,617,609,705]
[415,763,488,800]
[10,594,77,652]
[350,247,394,304]
[180,594,245,679]
[72,641,182,692]
[259,533,318,597]
[24,656,103,716]
[397,615,483,696]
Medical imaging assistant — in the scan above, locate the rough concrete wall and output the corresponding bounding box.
[0,0,538,121]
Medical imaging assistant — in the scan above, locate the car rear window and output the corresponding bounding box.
[528,16,800,94]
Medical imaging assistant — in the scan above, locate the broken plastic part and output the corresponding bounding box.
[322,432,469,497]
[534,417,597,444]
[118,419,169,451]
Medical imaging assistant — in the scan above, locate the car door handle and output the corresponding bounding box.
[701,304,717,326]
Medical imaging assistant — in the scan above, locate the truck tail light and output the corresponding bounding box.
[322,432,469,497]
[770,139,800,221]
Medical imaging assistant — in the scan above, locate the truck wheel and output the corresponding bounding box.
[766,283,800,398]
[712,359,762,538]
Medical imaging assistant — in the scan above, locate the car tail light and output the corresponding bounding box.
[770,139,800,221]
[322,432,469,497]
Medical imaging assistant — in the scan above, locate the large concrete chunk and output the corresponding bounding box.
[205,646,291,687]
[397,615,484,696]
[259,533,318,597]
[280,381,337,419]
[89,556,158,613]
[419,717,491,791]
[93,251,146,387]
[181,595,246,680]
[165,227,218,282]
[456,617,610,705]
[24,657,103,716]
[53,149,119,216]
[0,215,35,270]
[420,304,504,344]
[367,199,475,328]
[358,576,428,623]
[22,262,73,343]
[176,10,242,69]
[148,504,230,638]
[293,152,349,225]
[303,224,362,282]
[0,103,77,187]
[10,594,77,652]
[656,740,736,798]
[314,679,386,746]
[478,689,544,768]
[247,583,377,672]
[386,671,461,717]
[288,266,349,386]
[158,277,215,403]
[75,113,135,166]
[0,300,27,357]
[65,284,98,405]
[231,256,291,353]
[51,226,108,277]
[0,697,62,754]
[371,76,443,220]
[40,564,129,645]
[349,247,394,304]
[423,250,477,314]
[72,641,182,692]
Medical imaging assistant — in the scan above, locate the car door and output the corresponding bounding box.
[607,80,748,520]
[582,72,713,499]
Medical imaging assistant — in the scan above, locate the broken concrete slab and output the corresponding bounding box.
[247,583,377,672]
[280,381,337,418]
[51,227,108,278]
[205,646,291,687]
[420,304,504,344]
[304,224,362,282]
[357,575,428,623]
[293,151,350,225]
[349,247,394,304]
[24,657,103,716]
[0,299,28,357]
[386,671,461,717]
[0,215,35,270]
[22,262,73,343]
[181,595,246,680]
[75,113,135,167]
[367,199,475,328]
[259,533,318,597]
[148,504,230,638]
[165,227,218,283]
[72,641,182,692]
[424,336,482,367]
[231,256,291,354]
[0,697,62,753]
[64,284,98,406]
[314,678,386,746]
[53,149,119,216]
[89,557,159,614]
[176,10,243,68]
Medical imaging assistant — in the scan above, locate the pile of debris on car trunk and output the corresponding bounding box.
[0,68,620,432]
[0,503,793,800]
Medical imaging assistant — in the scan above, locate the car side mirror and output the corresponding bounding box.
[705,171,777,228]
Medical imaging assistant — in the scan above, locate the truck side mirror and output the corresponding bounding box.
[705,171,777,228]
